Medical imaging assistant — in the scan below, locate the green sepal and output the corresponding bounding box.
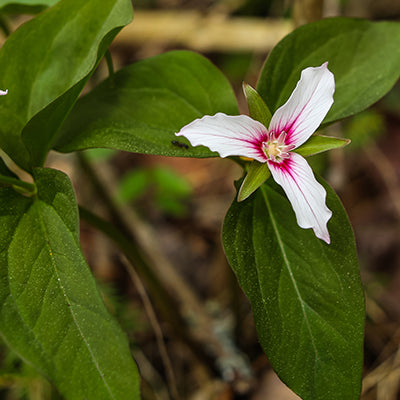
[295,135,350,157]
[243,82,272,127]
[238,160,271,202]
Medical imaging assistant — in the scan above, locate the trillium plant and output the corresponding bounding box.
[0,1,399,400]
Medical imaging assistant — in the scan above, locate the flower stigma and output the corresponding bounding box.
[262,131,295,163]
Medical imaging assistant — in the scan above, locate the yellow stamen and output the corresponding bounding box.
[267,142,281,158]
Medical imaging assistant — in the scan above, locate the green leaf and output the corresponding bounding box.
[0,168,140,399]
[54,50,239,158]
[243,83,272,127]
[257,18,400,125]
[295,135,350,157]
[222,178,364,400]
[0,0,133,170]
[0,0,59,14]
[237,161,270,202]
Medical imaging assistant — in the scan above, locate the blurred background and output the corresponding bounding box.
[1,0,400,399]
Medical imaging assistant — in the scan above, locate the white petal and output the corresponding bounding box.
[268,152,332,243]
[269,63,335,149]
[176,113,268,162]
[0,89,7,95]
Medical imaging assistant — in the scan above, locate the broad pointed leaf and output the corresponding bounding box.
[0,168,140,399]
[54,50,238,158]
[0,0,59,13]
[223,178,364,400]
[0,0,133,170]
[257,18,400,125]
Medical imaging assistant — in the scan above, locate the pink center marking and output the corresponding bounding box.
[261,131,295,163]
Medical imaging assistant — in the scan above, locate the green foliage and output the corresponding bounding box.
[381,82,400,113]
[1,9,396,400]
[0,342,62,400]
[243,83,272,128]
[223,179,365,400]
[0,168,140,400]
[118,169,149,203]
[295,135,350,157]
[0,0,133,170]
[152,166,192,216]
[54,51,239,158]
[0,0,59,14]
[118,166,192,217]
[238,161,270,201]
[0,158,36,195]
[257,18,400,125]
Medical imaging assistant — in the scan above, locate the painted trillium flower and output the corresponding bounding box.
[176,63,335,244]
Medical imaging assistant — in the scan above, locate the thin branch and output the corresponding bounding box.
[121,256,180,400]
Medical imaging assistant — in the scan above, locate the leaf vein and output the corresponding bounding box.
[34,200,116,399]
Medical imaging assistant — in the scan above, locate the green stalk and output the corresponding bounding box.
[0,174,36,195]
[0,15,11,37]
[105,50,114,86]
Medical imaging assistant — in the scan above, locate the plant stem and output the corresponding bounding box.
[0,15,11,37]
[105,50,114,86]
[121,255,181,400]
[0,174,36,195]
